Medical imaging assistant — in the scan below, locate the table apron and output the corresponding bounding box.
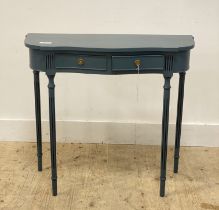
[29,49,191,74]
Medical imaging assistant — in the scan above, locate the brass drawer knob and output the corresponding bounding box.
[78,57,85,65]
[134,59,141,67]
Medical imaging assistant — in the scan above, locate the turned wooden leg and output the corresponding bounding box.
[160,75,172,197]
[174,72,186,173]
[47,74,57,196]
[33,71,43,171]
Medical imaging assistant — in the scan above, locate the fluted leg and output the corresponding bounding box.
[174,72,186,173]
[33,71,42,171]
[47,74,57,196]
[160,75,172,197]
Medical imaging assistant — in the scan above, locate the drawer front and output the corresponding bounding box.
[55,54,107,71]
[112,55,164,71]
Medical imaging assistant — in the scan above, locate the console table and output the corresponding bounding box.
[25,33,195,197]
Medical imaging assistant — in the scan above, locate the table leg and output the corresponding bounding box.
[160,75,172,197]
[47,74,57,196]
[33,71,42,171]
[174,72,186,173]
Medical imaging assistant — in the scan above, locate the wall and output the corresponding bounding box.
[0,0,219,146]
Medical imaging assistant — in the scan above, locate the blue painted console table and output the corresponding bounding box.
[25,34,195,197]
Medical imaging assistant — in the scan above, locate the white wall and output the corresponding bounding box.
[0,0,219,146]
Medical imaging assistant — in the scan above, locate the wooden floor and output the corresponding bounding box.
[0,142,218,210]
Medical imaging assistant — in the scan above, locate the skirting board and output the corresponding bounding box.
[0,120,218,147]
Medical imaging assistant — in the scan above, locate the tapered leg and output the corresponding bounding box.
[160,75,172,197]
[47,74,57,196]
[33,71,43,171]
[174,72,186,173]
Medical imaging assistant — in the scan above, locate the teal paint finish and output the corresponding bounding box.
[25,33,195,197]
[28,49,191,74]
[26,34,194,75]
[112,55,164,71]
[55,54,107,71]
[25,33,194,52]
[26,33,194,75]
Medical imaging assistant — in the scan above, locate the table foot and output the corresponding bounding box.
[160,177,166,197]
[174,158,179,173]
[52,178,57,196]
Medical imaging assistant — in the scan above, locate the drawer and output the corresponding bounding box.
[112,55,164,72]
[55,54,107,71]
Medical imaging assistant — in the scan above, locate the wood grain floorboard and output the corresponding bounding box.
[0,142,218,210]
